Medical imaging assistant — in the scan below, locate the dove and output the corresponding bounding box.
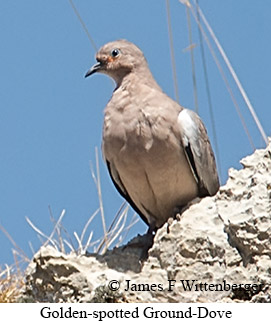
[85,39,219,232]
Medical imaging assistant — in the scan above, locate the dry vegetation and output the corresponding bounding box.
[0,150,136,302]
[0,262,25,303]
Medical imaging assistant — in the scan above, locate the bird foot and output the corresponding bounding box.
[166,217,173,234]
[166,212,182,234]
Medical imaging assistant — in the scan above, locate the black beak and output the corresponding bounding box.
[85,61,103,78]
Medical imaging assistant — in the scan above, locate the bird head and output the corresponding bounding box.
[85,39,148,85]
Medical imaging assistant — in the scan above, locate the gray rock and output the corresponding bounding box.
[18,141,271,303]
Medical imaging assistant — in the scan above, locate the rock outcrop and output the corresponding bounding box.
[18,142,271,302]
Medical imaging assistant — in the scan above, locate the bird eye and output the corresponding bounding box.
[111,48,120,57]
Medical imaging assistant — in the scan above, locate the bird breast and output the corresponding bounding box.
[103,84,181,153]
[103,101,174,156]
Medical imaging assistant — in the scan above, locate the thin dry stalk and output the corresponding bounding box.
[80,208,99,244]
[25,216,59,250]
[0,224,29,263]
[48,206,65,253]
[96,204,130,254]
[166,0,180,103]
[90,148,109,252]
[102,205,129,253]
[116,213,139,248]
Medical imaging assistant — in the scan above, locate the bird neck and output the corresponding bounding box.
[115,67,162,92]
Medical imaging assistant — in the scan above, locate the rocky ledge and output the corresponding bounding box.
[18,142,271,302]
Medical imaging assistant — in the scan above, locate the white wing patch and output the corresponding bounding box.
[177,109,200,157]
[178,108,220,196]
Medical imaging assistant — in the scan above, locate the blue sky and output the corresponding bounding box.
[1,1,270,266]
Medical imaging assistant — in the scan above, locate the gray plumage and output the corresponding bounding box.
[85,39,219,230]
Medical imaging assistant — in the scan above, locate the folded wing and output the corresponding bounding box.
[178,109,220,197]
